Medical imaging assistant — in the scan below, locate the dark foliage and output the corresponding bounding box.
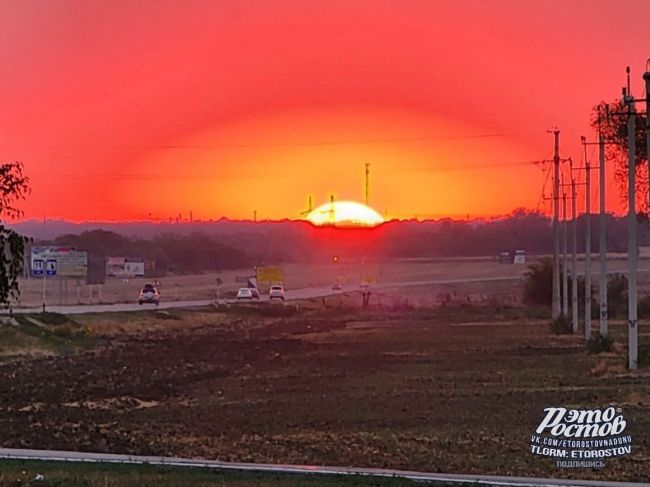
[637,294,650,319]
[50,230,254,275]
[549,314,572,335]
[608,273,628,317]
[0,161,30,307]
[523,258,553,306]
[586,333,613,354]
[591,101,648,212]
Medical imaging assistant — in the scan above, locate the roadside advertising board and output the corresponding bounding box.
[106,257,145,277]
[256,266,283,285]
[31,246,88,277]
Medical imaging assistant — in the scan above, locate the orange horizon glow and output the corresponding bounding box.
[1,1,649,222]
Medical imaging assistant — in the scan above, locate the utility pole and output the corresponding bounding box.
[365,163,370,206]
[571,175,579,334]
[598,113,608,336]
[562,188,568,317]
[624,67,638,370]
[583,136,592,339]
[552,130,561,320]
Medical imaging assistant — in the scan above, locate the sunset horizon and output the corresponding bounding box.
[2,1,650,482]
[3,0,650,222]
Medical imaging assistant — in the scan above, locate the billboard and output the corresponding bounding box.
[106,257,145,277]
[362,275,377,285]
[31,246,88,277]
[256,266,283,285]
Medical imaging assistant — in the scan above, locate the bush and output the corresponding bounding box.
[52,325,92,339]
[523,258,553,306]
[586,333,613,354]
[549,314,572,335]
[36,312,73,326]
[638,295,650,319]
[637,346,650,368]
[607,273,628,317]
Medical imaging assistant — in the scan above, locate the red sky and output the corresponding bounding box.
[1,0,649,222]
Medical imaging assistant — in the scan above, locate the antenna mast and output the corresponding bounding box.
[365,163,370,206]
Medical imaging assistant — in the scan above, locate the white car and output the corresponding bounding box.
[269,285,285,301]
[236,288,260,300]
[138,284,160,305]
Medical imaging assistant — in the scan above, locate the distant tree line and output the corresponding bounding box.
[31,208,650,275]
[48,230,254,275]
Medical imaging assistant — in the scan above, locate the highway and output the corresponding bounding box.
[0,448,645,487]
[8,275,522,315]
[9,267,650,315]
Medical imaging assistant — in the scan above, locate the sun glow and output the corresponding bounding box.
[306,200,385,227]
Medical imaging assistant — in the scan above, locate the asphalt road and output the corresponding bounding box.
[7,275,521,315]
[0,448,645,487]
[9,267,650,315]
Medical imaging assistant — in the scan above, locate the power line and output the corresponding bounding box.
[536,162,552,212]
[0,133,516,151]
[389,159,550,174]
[32,159,551,181]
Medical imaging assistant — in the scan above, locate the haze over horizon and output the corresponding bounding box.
[2,0,649,222]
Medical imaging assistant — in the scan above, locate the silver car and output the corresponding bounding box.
[269,285,285,301]
[236,288,260,300]
[138,285,160,305]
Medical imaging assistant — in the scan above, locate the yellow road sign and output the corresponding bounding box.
[256,266,284,285]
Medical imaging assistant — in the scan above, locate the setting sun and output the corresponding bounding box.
[306,200,385,227]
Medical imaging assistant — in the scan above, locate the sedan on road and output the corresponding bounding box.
[236,288,260,301]
[269,285,285,301]
[138,285,160,305]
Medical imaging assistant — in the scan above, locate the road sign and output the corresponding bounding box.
[362,275,377,285]
[106,257,145,277]
[46,259,57,276]
[31,247,87,277]
[256,266,283,285]
[33,259,44,275]
[55,251,87,276]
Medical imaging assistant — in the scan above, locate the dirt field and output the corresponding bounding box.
[0,304,648,482]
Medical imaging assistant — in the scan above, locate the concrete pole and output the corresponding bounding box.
[583,138,592,339]
[626,85,638,370]
[571,177,579,334]
[599,130,608,336]
[562,189,569,316]
[552,130,561,320]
